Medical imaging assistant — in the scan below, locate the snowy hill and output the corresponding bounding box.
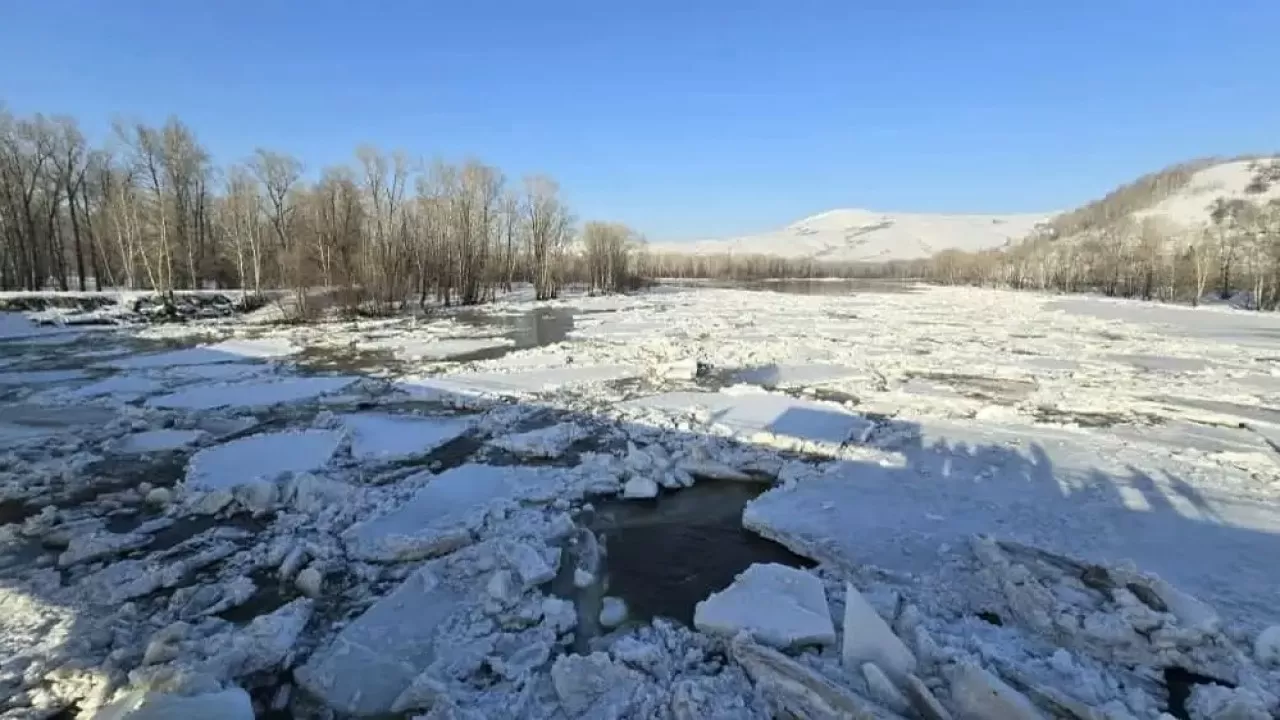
[651,209,1052,263]
[1042,157,1280,248]
[1134,160,1280,227]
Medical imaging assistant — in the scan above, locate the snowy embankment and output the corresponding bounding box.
[1,284,1279,719]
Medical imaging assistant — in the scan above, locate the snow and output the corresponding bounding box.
[185,430,344,492]
[651,208,1050,262]
[148,375,356,409]
[339,412,474,461]
[693,563,836,649]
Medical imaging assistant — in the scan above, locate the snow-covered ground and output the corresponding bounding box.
[2,283,1279,719]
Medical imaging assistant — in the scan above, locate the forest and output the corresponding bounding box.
[0,107,642,314]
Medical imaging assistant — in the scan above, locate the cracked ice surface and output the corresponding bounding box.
[7,284,1280,719]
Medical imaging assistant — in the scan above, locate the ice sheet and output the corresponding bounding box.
[185,430,345,492]
[339,412,474,461]
[398,365,638,399]
[344,464,559,562]
[622,390,874,446]
[148,376,356,410]
[115,429,207,453]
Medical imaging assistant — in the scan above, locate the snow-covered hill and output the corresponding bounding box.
[651,209,1052,262]
[1134,160,1280,227]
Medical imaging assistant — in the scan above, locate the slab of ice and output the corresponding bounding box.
[204,336,298,359]
[368,336,515,360]
[293,561,468,716]
[115,429,207,454]
[693,563,835,649]
[490,422,590,458]
[344,464,559,562]
[399,365,638,399]
[94,686,254,720]
[0,312,88,341]
[53,374,164,401]
[841,582,917,683]
[1105,353,1209,373]
[185,430,344,492]
[148,376,356,410]
[104,347,244,370]
[622,390,874,446]
[0,368,90,385]
[734,363,863,388]
[339,412,474,462]
[156,362,272,383]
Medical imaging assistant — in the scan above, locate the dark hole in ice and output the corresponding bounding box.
[976,610,1004,626]
[584,480,815,629]
[219,568,297,624]
[0,497,35,525]
[447,307,576,361]
[1162,666,1234,720]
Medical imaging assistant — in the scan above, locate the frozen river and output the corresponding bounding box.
[1,284,1279,719]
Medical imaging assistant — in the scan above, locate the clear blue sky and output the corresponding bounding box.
[2,1,1276,241]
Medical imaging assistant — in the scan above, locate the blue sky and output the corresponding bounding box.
[2,1,1276,241]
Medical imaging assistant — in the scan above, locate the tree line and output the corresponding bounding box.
[0,106,644,314]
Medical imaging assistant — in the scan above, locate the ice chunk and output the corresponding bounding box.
[550,651,644,718]
[694,563,835,649]
[148,376,356,410]
[105,338,295,371]
[490,422,590,459]
[622,390,874,446]
[55,374,164,401]
[622,476,659,499]
[344,465,557,562]
[842,582,917,684]
[730,635,901,719]
[1255,625,1280,668]
[339,412,473,462]
[185,430,343,493]
[58,531,151,567]
[1187,684,1273,720]
[94,687,254,720]
[204,336,298,359]
[600,597,628,628]
[503,541,558,587]
[399,364,638,399]
[734,363,864,388]
[948,662,1046,720]
[293,563,468,717]
[115,429,206,454]
[861,662,911,715]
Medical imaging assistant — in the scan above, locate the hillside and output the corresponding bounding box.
[651,209,1051,263]
[1042,156,1280,246]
